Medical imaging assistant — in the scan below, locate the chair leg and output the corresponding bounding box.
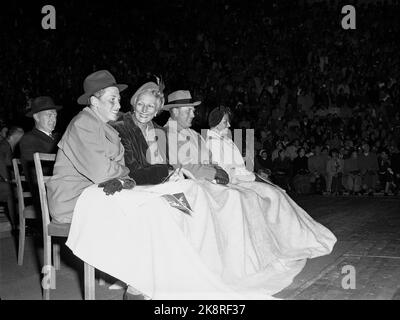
[42,235,52,300]
[84,262,95,300]
[97,270,106,286]
[53,243,61,270]
[7,195,16,229]
[17,218,25,266]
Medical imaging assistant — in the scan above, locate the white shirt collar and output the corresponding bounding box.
[37,128,52,137]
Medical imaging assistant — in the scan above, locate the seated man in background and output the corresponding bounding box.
[0,126,24,230]
[19,96,62,214]
[358,142,379,196]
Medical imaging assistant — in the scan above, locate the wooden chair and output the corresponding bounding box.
[12,158,37,265]
[33,152,96,300]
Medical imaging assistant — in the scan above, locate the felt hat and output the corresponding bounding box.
[162,90,201,110]
[26,96,62,117]
[77,70,128,105]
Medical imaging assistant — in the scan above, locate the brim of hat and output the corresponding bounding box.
[162,101,201,111]
[77,84,128,105]
[25,105,63,117]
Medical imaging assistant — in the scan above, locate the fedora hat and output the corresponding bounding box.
[162,90,201,110]
[77,70,128,105]
[26,96,62,117]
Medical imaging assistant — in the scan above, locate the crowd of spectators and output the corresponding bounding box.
[1,0,399,195]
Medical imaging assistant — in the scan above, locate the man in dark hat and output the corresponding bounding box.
[20,96,62,161]
[19,96,62,219]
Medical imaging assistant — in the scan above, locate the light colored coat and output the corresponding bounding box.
[164,118,216,181]
[205,129,255,183]
[47,107,129,223]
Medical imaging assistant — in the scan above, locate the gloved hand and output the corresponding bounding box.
[121,178,136,190]
[213,165,229,185]
[98,178,136,195]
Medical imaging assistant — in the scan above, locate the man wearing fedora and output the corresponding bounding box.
[19,96,62,218]
[46,70,134,224]
[20,96,62,163]
[163,90,229,184]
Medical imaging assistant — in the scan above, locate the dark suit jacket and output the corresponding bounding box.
[19,128,59,207]
[20,128,59,162]
[0,140,13,202]
[111,113,170,185]
[0,139,12,181]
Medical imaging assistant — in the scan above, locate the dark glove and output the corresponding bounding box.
[98,178,136,196]
[121,178,136,189]
[214,165,229,185]
[98,179,123,195]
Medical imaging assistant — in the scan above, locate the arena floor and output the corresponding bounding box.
[1,195,400,300]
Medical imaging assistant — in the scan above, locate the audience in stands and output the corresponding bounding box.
[0,1,399,196]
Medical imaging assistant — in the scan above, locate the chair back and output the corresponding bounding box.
[12,159,33,216]
[33,153,56,233]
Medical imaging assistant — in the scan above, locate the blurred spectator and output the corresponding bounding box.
[255,149,273,175]
[285,139,300,161]
[344,150,362,195]
[292,147,312,194]
[0,123,8,141]
[308,145,328,193]
[271,141,284,161]
[272,149,292,191]
[378,149,395,195]
[326,148,344,195]
[390,144,400,195]
[19,96,62,215]
[358,143,379,196]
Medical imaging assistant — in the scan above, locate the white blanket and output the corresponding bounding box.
[66,179,336,300]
